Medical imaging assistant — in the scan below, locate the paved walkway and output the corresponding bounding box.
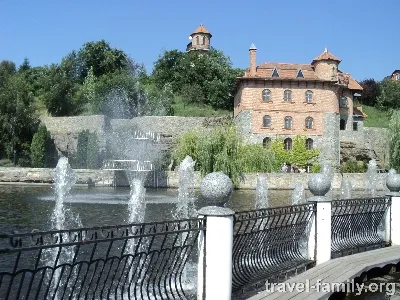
[247,246,400,300]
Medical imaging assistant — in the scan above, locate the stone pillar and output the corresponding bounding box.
[386,170,400,245]
[307,173,332,265]
[197,172,234,300]
[249,43,257,76]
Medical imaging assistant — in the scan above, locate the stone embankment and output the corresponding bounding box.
[0,167,389,191]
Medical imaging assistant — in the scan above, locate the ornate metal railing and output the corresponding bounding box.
[0,218,205,300]
[331,197,391,258]
[232,203,316,296]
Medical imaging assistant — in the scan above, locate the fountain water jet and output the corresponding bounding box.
[175,156,196,219]
[340,177,352,199]
[292,182,305,205]
[365,159,378,196]
[255,175,269,209]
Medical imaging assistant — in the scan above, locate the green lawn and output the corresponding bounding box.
[355,103,391,128]
[172,96,232,117]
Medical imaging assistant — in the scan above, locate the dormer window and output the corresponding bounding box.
[271,67,279,78]
[340,96,348,108]
[305,90,313,103]
[296,69,304,78]
[262,89,271,101]
[284,116,292,129]
[263,115,271,127]
[284,90,292,101]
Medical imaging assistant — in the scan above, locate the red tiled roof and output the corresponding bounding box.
[353,106,367,118]
[312,48,341,63]
[191,24,212,36]
[251,63,320,80]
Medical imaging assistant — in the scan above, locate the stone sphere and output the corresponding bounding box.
[386,173,400,193]
[200,172,233,207]
[308,173,331,196]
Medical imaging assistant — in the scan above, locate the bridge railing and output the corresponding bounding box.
[331,197,391,258]
[231,204,316,295]
[0,218,205,300]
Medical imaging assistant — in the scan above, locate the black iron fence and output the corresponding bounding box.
[331,197,391,258]
[231,203,316,297]
[0,218,205,300]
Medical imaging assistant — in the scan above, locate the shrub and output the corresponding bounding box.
[340,159,367,173]
[30,125,56,168]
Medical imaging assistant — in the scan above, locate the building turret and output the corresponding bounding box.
[187,24,212,52]
[312,48,341,81]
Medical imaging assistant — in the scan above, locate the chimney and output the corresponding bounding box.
[249,43,257,76]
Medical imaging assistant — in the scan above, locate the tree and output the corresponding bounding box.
[0,73,39,161]
[30,125,56,167]
[18,58,31,73]
[41,64,79,116]
[151,49,244,110]
[0,60,16,88]
[358,79,379,106]
[376,79,400,109]
[389,110,400,171]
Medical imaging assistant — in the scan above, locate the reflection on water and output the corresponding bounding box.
[0,184,386,234]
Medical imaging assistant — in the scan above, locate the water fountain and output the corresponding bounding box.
[291,182,305,205]
[175,155,196,219]
[340,177,352,199]
[365,159,378,196]
[255,174,269,209]
[320,160,334,198]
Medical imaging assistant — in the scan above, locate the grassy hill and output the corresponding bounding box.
[356,103,392,128]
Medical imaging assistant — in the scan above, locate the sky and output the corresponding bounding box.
[0,0,398,82]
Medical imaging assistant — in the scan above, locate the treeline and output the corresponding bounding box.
[0,40,242,166]
[358,78,400,109]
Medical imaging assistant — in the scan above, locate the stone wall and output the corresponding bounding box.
[0,167,389,191]
[340,127,390,167]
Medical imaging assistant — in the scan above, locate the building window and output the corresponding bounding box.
[306,138,313,150]
[202,36,205,45]
[263,137,271,148]
[305,117,313,129]
[262,89,271,101]
[353,122,358,131]
[196,36,199,45]
[396,73,400,80]
[263,115,271,127]
[340,119,346,130]
[284,138,292,151]
[284,90,292,101]
[284,116,292,129]
[305,90,313,103]
[340,96,347,108]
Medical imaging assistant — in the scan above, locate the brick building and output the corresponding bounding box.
[234,45,364,165]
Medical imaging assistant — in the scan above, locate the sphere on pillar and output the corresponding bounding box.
[200,172,233,207]
[308,173,331,196]
[386,172,400,193]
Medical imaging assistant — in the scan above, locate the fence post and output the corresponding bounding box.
[196,172,234,300]
[386,170,400,245]
[307,173,332,265]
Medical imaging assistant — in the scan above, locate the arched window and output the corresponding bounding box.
[202,36,206,45]
[196,36,199,45]
[305,117,313,129]
[284,116,292,129]
[263,115,271,127]
[263,137,271,148]
[306,138,313,150]
[340,96,347,108]
[262,89,271,101]
[305,90,313,103]
[284,138,292,151]
[284,90,292,101]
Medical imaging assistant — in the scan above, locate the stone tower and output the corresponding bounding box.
[186,24,212,52]
[312,48,341,81]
